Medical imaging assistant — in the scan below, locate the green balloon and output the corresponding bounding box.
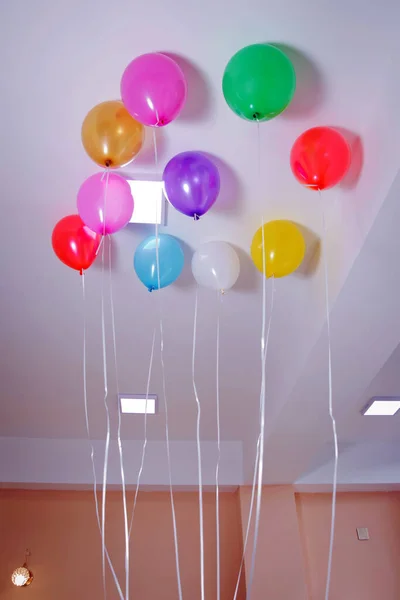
[222,44,296,122]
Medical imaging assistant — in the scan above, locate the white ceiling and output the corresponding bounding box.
[1,0,400,488]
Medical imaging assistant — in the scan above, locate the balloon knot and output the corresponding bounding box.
[252,112,260,121]
[148,287,154,293]
[104,159,111,168]
[194,214,200,221]
[79,269,83,276]
[221,289,225,296]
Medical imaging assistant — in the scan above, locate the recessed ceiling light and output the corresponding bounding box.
[362,397,400,416]
[119,395,157,415]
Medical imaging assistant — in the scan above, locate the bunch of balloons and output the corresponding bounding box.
[51,52,221,276]
[52,98,143,274]
[248,124,351,277]
[134,237,240,293]
[221,43,351,278]
[51,43,352,286]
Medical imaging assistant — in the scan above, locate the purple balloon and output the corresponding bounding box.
[77,172,133,235]
[163,152,220,219]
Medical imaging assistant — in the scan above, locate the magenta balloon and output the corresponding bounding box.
[77,172,134,235]
[163,152,220,219]
[121,53,187,127]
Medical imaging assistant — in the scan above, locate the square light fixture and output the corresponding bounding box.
[128,180,165,225]
[362,396,400,416]
[119,394,158,415]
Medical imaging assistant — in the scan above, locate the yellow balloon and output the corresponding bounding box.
[251,220,305,278]
[81,100,144,168]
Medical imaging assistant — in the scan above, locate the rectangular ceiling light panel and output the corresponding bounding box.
[128,180,165,225]
[119,395,158,415]
[362,397,400,416]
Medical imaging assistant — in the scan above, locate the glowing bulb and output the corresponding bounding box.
[11,566,32,587]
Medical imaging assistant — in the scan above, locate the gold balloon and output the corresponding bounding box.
[81,100,144,168]
[251,220,305,278]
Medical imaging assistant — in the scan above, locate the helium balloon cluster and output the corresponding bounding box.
[51,44,351,287]
[221,43,351,277]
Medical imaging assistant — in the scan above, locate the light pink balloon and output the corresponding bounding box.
[121,53,187,127]
[77,172,133,235]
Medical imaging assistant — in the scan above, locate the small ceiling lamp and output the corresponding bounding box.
[11,550,33,587]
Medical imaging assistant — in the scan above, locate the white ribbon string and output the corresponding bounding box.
[232,434,260,600]
[246,120,276,600]
[320,191,339,600]
[215,291,222,600]
[247,276,275,600]
[153,127,183,600]
[244,120,266,600]
[108,236,130,600]
[192,286,205,600]
[96,236,105,257]
[101,234,111,599]
[81,273,124,600]
[159,312,184,600]
[128,133,160,528]
[129,327,156,537]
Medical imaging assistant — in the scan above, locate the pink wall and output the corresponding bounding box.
[0,489,245,600]
[296,491,400,600]
[2,487,400,599]
[239,486,308,599]
[238,488,400,600]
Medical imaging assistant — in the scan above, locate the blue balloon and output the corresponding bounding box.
[134,234,184,291]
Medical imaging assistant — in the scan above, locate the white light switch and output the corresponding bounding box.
[356,527,369,540]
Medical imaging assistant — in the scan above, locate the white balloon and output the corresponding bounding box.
[191,241,240,291]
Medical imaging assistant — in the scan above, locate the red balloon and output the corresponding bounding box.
[52,215,101,274]
[290,127,351,190]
